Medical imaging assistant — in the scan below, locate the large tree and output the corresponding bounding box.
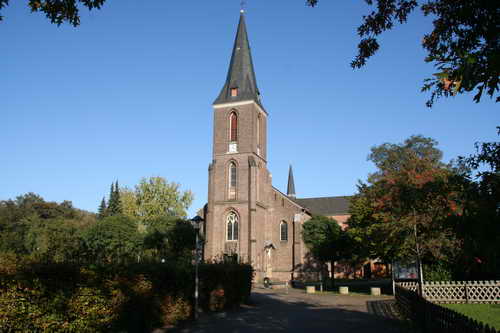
[348,136,463,268]
[453,128,500,279]
[302,215,349,284]
[119,176,193,223]
[80,215,142,264]
[308,0,499,107]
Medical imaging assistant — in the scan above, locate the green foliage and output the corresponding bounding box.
[119,187,138,220]
[24,216,84,262]
[452,129,500,279]
[122,176,194,222]
[0,254,254,332]
[106,181,122,217]
[143,217,196,261]
[81,215,142,264]
[302,215,343,263]
[0,193,96,256]
[302,215,354,283]
[97,197,107,220]
[423,263,453,281]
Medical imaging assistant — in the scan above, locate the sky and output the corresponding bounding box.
[2,1,499,217]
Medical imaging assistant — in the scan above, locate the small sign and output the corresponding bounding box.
[393,261,418,280]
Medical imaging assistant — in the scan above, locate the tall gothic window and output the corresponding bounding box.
[280,221,288,241]
[228,162,237,200]
[229,112,238,142]
[227,211,239,241]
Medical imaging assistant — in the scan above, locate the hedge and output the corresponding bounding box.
[0,253,253,332]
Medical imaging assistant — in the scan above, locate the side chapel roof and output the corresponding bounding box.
[294,196,351,216]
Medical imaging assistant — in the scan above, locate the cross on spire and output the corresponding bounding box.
[240,0,246,13]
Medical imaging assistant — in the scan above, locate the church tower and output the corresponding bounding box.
[205,12,270,264]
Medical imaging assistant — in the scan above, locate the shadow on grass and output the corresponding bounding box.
[168,291,408,333]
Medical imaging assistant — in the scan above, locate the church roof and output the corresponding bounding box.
[214,12,262,107]
[294,196,351,216]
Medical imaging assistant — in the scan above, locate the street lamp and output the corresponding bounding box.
[190,215,204,320]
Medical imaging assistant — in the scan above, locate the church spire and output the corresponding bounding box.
[214,12,262,106]
[287,165,296,198]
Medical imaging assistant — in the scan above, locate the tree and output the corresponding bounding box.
[302,215,348,285]
[106,181,122,216]
[80,215,141,264]
[0,0,106,26]
[142,217,196,261]
[23,216,84,262]
[348,136,463,269]
[307,0,500,107]
[119,187,138,220]
[453,128,500,279]
[133,176,193,223]
[97,197,107,220]
[0,193,97,256]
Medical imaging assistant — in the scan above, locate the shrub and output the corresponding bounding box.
[160,295,192,325]
[0,254,254,332]
[424,263,453,281]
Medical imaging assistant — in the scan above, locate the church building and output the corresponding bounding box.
[201,12,351,283]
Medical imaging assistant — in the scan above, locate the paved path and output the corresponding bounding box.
[168,287,407,333]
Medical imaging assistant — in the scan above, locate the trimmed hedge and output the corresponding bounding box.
[0,253,253,332]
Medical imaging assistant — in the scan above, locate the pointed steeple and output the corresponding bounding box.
[214,12,262,107]
[287,165,296,198]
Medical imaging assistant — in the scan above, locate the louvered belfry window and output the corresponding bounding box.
[229,112,238,142]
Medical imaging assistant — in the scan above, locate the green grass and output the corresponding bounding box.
[443,304,500,330]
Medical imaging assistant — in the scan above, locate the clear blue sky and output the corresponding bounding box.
[2,1,498,216]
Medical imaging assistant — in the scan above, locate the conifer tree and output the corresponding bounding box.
[107,182,117,216]
[97,197,107,219]
[114,180,122,214]
[106,181,122,216]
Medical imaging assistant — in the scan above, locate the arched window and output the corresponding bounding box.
[229,112,238,142]
[228,162,237,200]
[280,221,288,241]
[227,211,239,241]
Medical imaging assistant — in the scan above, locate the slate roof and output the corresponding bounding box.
[214,13,263,108]
[294,196,351,216]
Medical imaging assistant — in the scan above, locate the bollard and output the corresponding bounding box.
[371,287,381,296]
[339,286,349,295]
[306,286,316,294]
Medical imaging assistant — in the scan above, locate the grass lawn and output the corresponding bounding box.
[443,304,500,330]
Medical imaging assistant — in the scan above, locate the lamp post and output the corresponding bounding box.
[190,215,204,320]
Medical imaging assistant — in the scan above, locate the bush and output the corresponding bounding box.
[424,263,453,281]
[0,254,254,332]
